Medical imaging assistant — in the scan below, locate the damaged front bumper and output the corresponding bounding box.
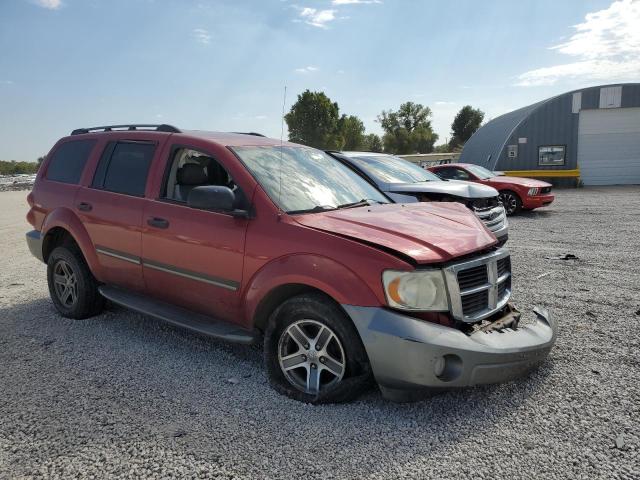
[343,303,557,402]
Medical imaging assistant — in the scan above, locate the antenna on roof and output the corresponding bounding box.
[278,85,287,215]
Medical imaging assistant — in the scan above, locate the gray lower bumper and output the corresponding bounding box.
[343,304,557,401]
[26,230,44,263]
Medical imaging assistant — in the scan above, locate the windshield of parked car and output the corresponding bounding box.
[465,165,496,180]
[232,146,390,214]
[349,155,442,184]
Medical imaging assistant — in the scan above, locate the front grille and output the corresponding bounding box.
[474,205,507,233]
[457,265,488,290]
[470,197,499,209]
[541,186,552,194]
[461,290,489,316]
[443,249,512,322]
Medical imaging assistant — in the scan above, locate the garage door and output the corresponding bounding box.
[578,108,640,185]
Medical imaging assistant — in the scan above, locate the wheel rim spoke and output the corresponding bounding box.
[321,353,345,377]
[306,365,321,394]
[281,353,307,371]
[314,326,332,351]
[288,324,310,349]
[54,274,66,286]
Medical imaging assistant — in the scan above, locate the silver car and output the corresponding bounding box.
[328,151,508,244]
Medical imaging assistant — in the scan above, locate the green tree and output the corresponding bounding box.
[0,160,40,175]
[450,105,484,148]
[337,115,366,151]
[362,133,383,152]
[377,102,438,154]
[285,90,340,149]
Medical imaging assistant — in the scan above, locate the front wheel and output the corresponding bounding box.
[499,190,522,215]
[264,294,371,403]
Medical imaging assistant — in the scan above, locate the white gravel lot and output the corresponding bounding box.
[0,187,638,479]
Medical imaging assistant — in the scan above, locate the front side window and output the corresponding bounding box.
[465,165,496,180]
[231,146,389,214]
[162,147,246,208]
[92,141,156,196]
[46,139,96,184]
[349,155,441,184]
[538,146,565,166]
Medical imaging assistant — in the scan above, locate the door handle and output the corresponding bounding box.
[77,202,92,212]
[147,217,169,229]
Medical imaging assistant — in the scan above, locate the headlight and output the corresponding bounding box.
[382,270,449,311]
[528,187,539,196]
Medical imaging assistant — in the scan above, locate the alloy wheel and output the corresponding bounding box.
[53,260,78,308]
[277,319,346,395]
[499,192,518,215]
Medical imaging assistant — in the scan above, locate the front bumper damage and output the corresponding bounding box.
[344,303,557,402]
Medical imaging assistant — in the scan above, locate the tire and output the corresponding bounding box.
[47,245,105,319]
[264,293,372,404]
[499,190,522,216]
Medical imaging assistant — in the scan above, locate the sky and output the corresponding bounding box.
[1,0,639,161]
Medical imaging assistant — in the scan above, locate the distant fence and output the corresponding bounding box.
[398,153,461,168]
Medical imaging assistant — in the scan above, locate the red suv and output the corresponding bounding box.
[26,124,557,403]
[429,163,554,215]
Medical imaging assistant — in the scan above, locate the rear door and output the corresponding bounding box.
[76,135,166,292]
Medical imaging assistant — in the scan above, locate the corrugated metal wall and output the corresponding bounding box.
[461,83,640,172]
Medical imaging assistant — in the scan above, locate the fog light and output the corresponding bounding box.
[434,354,463,382]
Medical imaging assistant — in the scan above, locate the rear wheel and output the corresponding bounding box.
[47,246,105,319]
[264,293,371,403]
[499,190,522,215]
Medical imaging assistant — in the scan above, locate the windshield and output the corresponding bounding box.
[349,155,442,184]
[232,146,390,214]
[465,165,495,180]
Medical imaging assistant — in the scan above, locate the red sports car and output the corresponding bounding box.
[429,163,554,215]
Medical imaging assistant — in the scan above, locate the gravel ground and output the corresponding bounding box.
[0,187,638,479]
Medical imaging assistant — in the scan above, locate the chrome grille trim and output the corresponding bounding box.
[443,248,512,322]
[474,205,507,233]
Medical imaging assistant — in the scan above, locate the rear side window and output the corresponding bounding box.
[46,140,96,184]
[92,142,156,197]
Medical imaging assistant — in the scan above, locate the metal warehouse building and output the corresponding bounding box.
[459,83,640,185]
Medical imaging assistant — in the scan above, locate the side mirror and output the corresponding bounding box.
[187,186,249,217]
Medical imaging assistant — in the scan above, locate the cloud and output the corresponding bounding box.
[192,28,211,45]
[332,0,381,4]
[297,7,337,28]
[516,0,640,86]
[435,101,456,105]
[254,115,268,120]
[0,80,14,85]
[294,66,319,74]
[32,0,62,9]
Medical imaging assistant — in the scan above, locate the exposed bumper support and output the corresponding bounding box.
[343,303,557,402]
[26,230,44,263]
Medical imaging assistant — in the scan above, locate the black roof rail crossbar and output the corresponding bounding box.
[230,131,266,137]
[71,124,181,135]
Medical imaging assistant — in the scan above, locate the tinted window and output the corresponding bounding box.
[46,140,96,184]
[93,142,155,196]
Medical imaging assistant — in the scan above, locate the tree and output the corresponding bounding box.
[450,105,484,148]
[377,102,438,154]
[362,133,383,152]
[337,115,365,151]
[285,90,340,149]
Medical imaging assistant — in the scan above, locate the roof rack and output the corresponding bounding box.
[71,124,181,135]
[230,132,266,137]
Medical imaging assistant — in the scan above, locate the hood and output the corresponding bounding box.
[491,176,551,188]
[292,202,497,264]
[387,180,498,199]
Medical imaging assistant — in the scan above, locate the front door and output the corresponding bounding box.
[141,145,250,323]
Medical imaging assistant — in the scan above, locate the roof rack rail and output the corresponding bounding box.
[230,131,266,137]
[71,124,181,135]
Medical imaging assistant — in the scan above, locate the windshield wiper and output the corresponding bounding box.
[336,198,386,209]
[287,205,337,215]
